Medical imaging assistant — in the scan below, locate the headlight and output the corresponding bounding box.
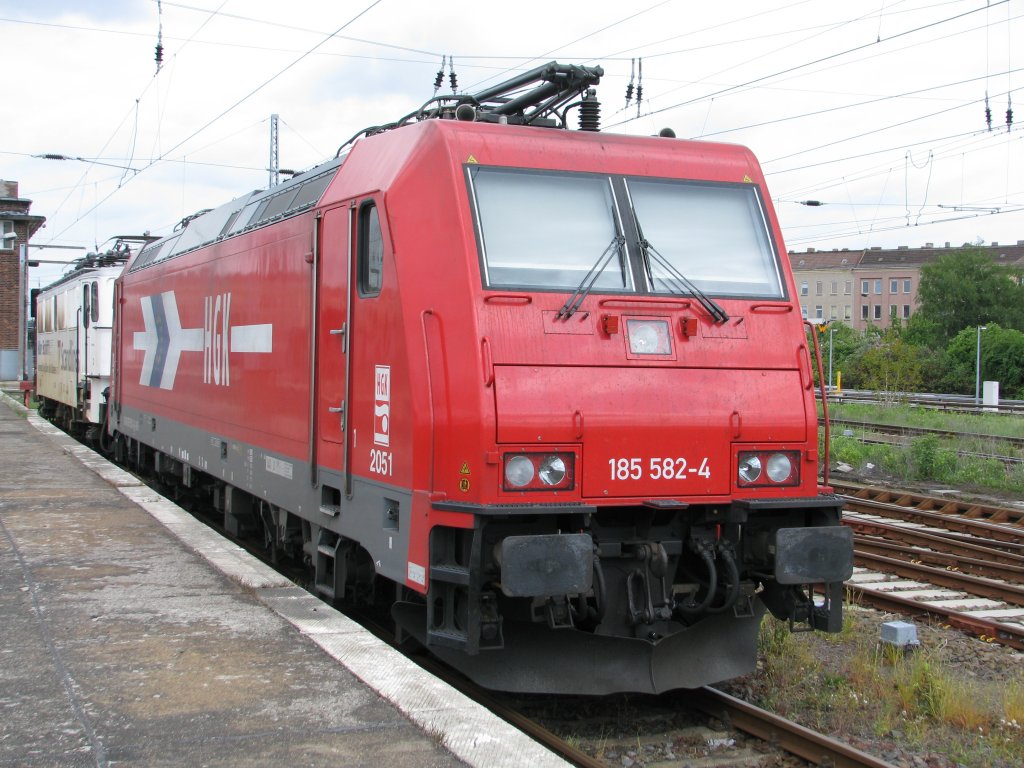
[538,455,567,486]
[737,450,800,487]
[766,453,793,483]
[626,318,671,355]
[502,452,575,491]
[738,455,762,483]
[504,455,535,488]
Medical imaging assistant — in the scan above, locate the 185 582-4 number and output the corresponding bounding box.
[608,456,710,481]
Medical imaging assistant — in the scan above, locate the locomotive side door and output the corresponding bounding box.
[316,205,352,463]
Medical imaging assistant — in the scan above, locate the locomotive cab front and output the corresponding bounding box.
[382,120,852,694]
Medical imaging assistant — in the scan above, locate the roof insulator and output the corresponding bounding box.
[433,56,445,94]
[578,88,600,131]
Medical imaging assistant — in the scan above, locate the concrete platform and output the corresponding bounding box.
[0,392,568,768]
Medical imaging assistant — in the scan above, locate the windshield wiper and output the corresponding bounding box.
[558,234,626,319]
[642,240,729,324]
[632,211,729,325]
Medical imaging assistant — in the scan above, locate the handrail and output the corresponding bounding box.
[805,320,831,488]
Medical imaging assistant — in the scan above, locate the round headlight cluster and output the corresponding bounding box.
[502,452,574,491]
[736,450,799,487]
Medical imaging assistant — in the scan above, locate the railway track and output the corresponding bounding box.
[486,685,896,768]
[833,479,1024,528]
[828,418,1024,449]
[821,390,1024,416]
[835,479,1024,650]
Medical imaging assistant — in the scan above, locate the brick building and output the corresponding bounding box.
[789,242,1024,331]
[1,180,46,379]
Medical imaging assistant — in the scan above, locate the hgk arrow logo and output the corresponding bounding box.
[133,291,272,390]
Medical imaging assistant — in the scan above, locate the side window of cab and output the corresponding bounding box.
[358,201,383,297]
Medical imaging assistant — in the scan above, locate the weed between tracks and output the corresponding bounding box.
[733,611,1024,767]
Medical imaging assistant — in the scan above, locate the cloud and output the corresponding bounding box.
[5,0,1023,282]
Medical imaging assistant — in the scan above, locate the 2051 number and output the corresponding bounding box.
[370,448,393,477]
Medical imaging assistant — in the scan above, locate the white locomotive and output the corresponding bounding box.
[34,238,151,439]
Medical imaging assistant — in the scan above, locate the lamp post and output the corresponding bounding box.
[975,325,987,405]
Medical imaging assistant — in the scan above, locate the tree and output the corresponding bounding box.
[839,329,929,403]
[902,312,943,348]
[849,333,924,401]
[913,249,1024,346]
[945,324,1024,399]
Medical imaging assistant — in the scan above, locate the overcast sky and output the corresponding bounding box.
[3,0,1022,287]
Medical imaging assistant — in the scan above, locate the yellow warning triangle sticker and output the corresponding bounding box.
[466,155,478,164]
[459,462,471,475]
[742,174,753,183]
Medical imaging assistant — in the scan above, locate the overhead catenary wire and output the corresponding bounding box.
[771,123,1014,182]
[770,128,1019,215]
[604,0,897,122]
[604,0,1010,129]
[35,0,227,243]
[764,85,1024,166]
[784,204,1024,246]
[696,66,1024,142]
[770,139,1019,243]
[671,4,1024,126]
[43,0,385,245]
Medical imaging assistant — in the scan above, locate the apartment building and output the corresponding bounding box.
[789,242,1024,331]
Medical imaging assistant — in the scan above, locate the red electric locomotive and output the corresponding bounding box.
[107,64,852,694]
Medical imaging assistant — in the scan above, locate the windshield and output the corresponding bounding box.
[469,166,785,300]
[627,178,783,298]
[469,167,630,291]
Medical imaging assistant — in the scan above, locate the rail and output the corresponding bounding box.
[477,680,898,768]
[826,418,1024,449]
[692,687,896,768]
[840,479,1024,651]
[834,480,1024,533]
[819,389,1024,415]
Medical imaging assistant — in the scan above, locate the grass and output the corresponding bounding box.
[824,402,1024,495]
[751,613,1024,766]
[827,402,1024,439]
[1004,679,1024,730]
